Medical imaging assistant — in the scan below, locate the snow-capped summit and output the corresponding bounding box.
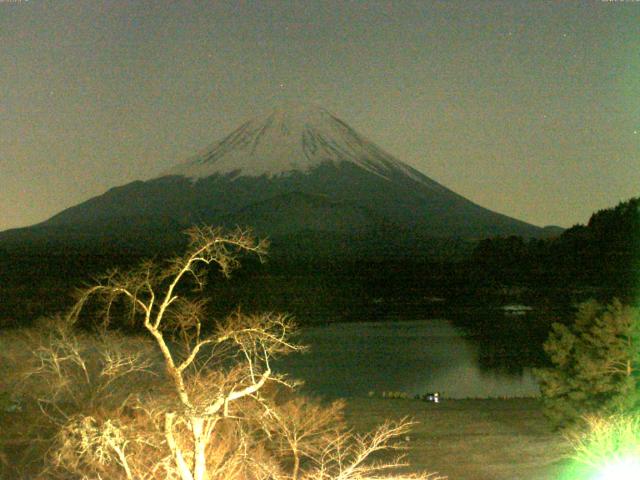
[162,102,422,182]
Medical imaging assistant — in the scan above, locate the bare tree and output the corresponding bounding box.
[19,226,444,480]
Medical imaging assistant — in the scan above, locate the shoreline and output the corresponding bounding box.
[343,396,572,480]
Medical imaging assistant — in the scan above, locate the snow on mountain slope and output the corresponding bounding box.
[161,102,434,188]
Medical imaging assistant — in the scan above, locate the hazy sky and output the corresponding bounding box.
[1,0,638,231]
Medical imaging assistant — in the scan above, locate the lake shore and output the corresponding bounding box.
[343,397,573,480]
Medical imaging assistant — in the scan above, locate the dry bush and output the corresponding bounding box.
[4,226,445,479]
[0,327,48,478]
[0,318,161,479]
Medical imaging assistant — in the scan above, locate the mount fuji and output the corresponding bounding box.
[2,103,551,257]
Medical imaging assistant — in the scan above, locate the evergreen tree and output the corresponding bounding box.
[535,299,640,428]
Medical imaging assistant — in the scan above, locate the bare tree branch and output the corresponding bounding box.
[17,226,443,480]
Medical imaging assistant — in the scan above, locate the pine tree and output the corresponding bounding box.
[535,299,640,428]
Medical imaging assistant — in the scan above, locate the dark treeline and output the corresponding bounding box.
[468,197,640,304]
[1,197,637,328]
[0,247,493,328]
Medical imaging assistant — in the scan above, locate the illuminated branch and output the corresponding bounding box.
[30,225,442,480]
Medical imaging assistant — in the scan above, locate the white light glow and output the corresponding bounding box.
[596,457,640,480]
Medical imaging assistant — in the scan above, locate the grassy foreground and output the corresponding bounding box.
[343,397,573,480]
[0,323,573,479]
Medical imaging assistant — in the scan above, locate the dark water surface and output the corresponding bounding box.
[275,318,540,399]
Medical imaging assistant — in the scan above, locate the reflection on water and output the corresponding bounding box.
[275,319,540,399]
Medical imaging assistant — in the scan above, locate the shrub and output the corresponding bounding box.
[534,299,640,428]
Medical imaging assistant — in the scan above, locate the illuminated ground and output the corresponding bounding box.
[344,397,572,480]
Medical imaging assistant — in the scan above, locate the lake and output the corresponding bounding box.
[275,318,541,399]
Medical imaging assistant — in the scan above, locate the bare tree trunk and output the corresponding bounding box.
[191,416,209,480]
[165,413,194,480]
[147,326,193,408]
[292,450,300,480]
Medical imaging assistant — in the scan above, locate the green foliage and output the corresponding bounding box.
[535,300,640,428]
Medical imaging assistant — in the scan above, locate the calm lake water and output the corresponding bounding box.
[275,319,540,399]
